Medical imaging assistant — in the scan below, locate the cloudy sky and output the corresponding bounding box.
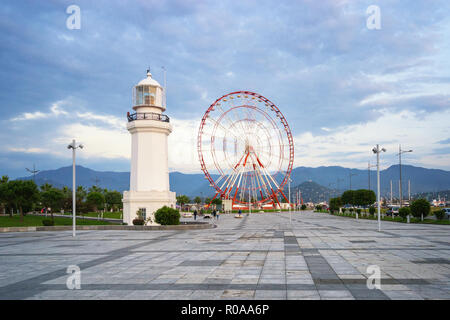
[1,0,449,179]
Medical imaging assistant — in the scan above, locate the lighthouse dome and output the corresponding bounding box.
[132,70,165,112]
[137,70,162,88]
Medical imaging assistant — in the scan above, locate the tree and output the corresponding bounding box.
[410,199,430,220]
[194,196,201,204]
[8,180,39,221]
[176,195,190,206]
[76,186,87,204]
[89,185,102,193]
[61,186,73,211]
[435,209,445,220]
[0,176,9,215]
[40,187,65,221]
[211,197,222,205]
[86,192,105,212]
[105,190,122,211]
[329,197,342,213]
[341,190,355,205]
[354,189,376,207]
[398,207,410,220]
[342,189,375,207]
[40,183,53,192]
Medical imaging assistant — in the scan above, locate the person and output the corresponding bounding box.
[193,209,197,220]
[212,209,217,219]
[216,210,219,220]
[238,209,242,216]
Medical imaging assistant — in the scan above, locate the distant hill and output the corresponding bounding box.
[16,164,450,199]
[292,181,337,203]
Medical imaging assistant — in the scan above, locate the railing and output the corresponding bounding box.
[127,112,170,123]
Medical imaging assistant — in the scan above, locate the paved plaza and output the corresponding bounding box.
[0,211,449,300]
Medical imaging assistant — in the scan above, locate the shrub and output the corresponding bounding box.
[369,206,375,216]
[42,219,54,226]
[342,208,347,214]
[301,204,307,210]
[132,218,144,225]
[356,208,362,214]
[435,209,445,220]
[410,199,431,219]
[349,208,354,213]
[155,206,180,225]
[398,207,410,220]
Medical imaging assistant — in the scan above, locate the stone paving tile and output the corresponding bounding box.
[0,211,449,300]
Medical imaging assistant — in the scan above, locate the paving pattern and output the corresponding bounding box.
[0,211,449,300]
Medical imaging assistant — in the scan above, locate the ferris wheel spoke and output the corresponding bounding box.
[206,117,245,143]
[216,104,249,140]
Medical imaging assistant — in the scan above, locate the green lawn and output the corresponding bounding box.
[0,215,113,227]
[62,211,123,219]
[82,212,122,219]
[329,212,450,225]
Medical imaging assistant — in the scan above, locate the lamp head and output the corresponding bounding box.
[67,145,73,149]
[79,144,84,149]
[382,148,386,152]
[372,147,377,154]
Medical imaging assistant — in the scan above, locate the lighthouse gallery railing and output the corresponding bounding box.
[127,112,170,123]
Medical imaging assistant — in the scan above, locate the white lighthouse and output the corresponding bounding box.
[122,70,176,225]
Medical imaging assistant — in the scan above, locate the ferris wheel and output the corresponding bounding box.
[197,91,294,208]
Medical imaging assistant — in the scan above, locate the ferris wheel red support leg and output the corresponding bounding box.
[271,188,281,208]
[206,192,220,209]
[278,189,290,204]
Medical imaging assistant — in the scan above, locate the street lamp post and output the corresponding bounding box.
[67,139,83,237]
[288,178,292,224]
[248,187,251,215]
[398,145,413,208]
[368,161,376,191]
[372,144,386,232]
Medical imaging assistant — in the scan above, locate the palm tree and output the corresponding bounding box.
[40,183,53,192]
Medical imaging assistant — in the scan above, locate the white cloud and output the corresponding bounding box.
[11,100,68,121]
[4,101,450,173]
[293,108,450,170]
[55,123,129,160]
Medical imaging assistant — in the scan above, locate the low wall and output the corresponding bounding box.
[0,222,215,233]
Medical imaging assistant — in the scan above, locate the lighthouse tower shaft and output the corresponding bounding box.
[122,70,176,225]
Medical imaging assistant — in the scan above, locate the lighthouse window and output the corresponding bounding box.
[138,208,146,220]
[135,86,144,105]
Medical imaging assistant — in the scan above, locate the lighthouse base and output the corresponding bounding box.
[122,190,176,226]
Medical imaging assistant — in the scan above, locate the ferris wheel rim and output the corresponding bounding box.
[197,91,294,205]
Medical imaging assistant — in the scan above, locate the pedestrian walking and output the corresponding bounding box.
[212,209,217,219]
[193,209,197,220]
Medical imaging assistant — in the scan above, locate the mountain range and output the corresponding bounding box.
[15,164,450,199]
